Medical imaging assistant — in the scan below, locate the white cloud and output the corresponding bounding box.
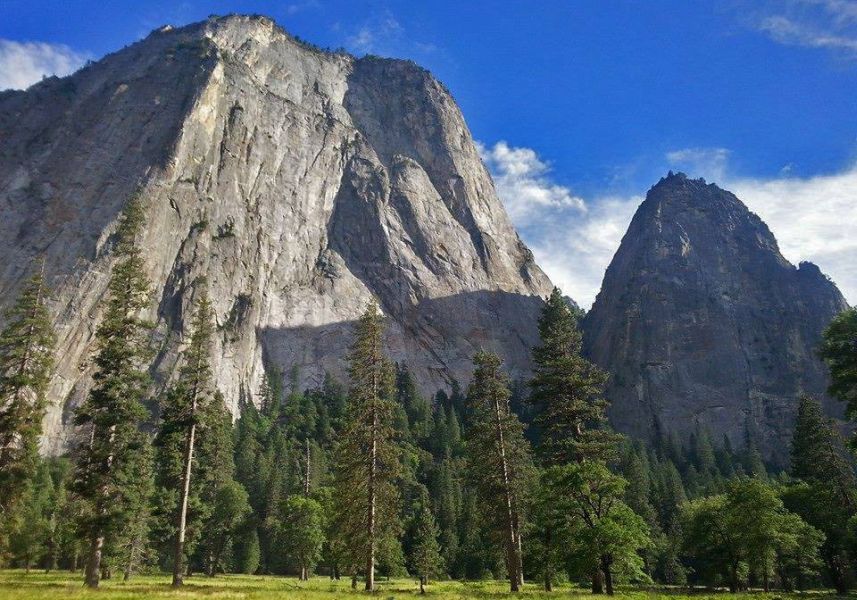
[666,147,731,182]
[526,195,641,309]
[0,39,90,91]
[478,141,586,224]
[745,0,857,56]
[479,141,636,308]
[482,140,857,309]
[730,166,857,304]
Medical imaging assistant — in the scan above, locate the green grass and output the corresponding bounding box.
[0,571,846,600]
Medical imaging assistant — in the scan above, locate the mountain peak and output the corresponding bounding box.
[0,18,552,452]
[584,176,847,465]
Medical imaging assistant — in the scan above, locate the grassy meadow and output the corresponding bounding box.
[0,571,848,600]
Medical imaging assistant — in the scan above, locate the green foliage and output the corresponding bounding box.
[529,288,616,464]
[276,495,325,579]
[784,395,857,593]
[71,195,154,587]
[561,462,651,591]
[681,478,823,592]
[464,350,533,590]
[0,262,56,533]
[820,307,857,444]
[410,489,444,591]
[331,302,402,589]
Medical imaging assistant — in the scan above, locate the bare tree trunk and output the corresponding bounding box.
[491,395,520,592]
[84,530,104,588]
[172,410,197,587]
[304,438,311,497]
[420,575,426,594]
[365,406,377,591]
[351,572,358,589]
[601,555,614,595]
[591,568,603,594]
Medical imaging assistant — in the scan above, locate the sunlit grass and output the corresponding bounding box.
[0,571,849,600]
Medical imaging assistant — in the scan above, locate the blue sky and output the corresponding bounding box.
[2,0,856,306]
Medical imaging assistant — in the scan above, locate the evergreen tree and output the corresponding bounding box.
[785,395,856,593]
[8,459,53,571]
[331,302,401,590]
[464,350,533,591]
[71,197,153,588]
[154,288,219,586]
[411,489,444,594]
[529,288,615,464]
[820,308,857,445]
[0,262,55,538]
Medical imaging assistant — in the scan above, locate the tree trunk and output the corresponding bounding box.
[304,438,311,497]
[601,555,614,596]
[351,573,358,589]
[365,409,377,591]
[172,406,198,587]
[729,563,739,593]
[492,393,520,592]
[591,568,603,594]
[420,575,426,594]
[84,531,103,588]
[543,527,552,591]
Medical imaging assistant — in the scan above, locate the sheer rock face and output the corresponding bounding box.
[0,15,552,453]
[583,173,848,464]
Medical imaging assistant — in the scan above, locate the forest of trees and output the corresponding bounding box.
[1,200,857,594]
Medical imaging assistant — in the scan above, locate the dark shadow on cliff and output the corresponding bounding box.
[256,290,546,394]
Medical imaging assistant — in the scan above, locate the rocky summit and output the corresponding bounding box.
[0,15,552,452]
[583,172,848,464]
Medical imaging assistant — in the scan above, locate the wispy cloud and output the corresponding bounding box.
[666,147,731,182]
[285,1,322,16]
[482,140,857,308]
[345,12,404,55]
[744,0,857,56]
[0,39,90,91]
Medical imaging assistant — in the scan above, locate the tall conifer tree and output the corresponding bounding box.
[0,262,55,534]
[331,301,401,590]
[156,288,217,586]
[464,350,532,592]
[72,197,153,588]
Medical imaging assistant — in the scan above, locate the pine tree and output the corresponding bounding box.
[331,302,401,590]
[785,395,856,594]
[71,197,153,588]
[820,308,857,445]
[164,289,216,586]
[529,288,616,465]
[411,490,444,594]
[464,350,533,592]
[0,262,55,533]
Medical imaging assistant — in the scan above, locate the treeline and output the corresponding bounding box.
[1,199,857,594]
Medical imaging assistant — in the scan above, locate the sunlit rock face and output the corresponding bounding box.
[0,15,553,452]
[583,172,848,465]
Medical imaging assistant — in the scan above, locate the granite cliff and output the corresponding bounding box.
[0,15,552,452]
[583,173,848,464]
